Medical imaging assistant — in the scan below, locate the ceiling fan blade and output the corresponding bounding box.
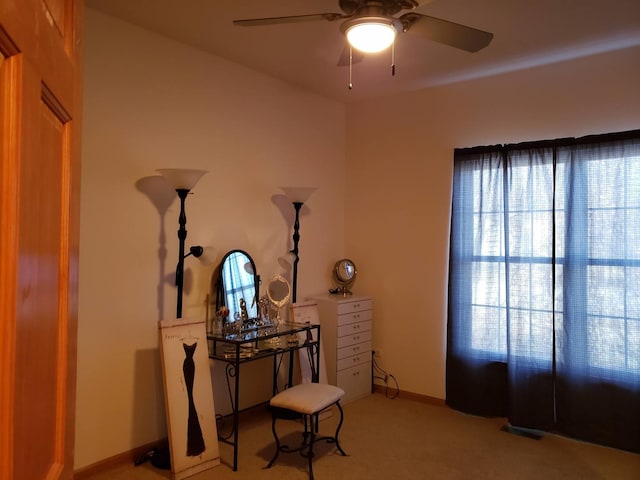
[400,13,493,52]
[337,45,365,67]
[233,12,346,27]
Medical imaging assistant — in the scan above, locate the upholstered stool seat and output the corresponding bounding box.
[266,383,347,480]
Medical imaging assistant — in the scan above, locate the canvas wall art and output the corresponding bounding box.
[159,319,220,480]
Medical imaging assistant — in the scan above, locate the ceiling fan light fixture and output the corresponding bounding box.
[345,18,397,53]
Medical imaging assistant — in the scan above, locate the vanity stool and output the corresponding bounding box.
[265,383,347,480]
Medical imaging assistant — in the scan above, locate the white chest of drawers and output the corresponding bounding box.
[310,294,372,403]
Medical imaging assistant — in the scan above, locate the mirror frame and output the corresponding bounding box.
[212,249,259,321]
[333,258,357,295]
[266,274,291,326]
[266,273,291,309]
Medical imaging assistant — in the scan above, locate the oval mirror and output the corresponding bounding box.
[333,258,357,295]
[266,274,291,325]
[267,274,291,308]
[212,249,259,323]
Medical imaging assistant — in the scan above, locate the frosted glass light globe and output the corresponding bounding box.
[346,22,397,53]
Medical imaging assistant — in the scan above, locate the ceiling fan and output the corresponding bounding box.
[233,0,494,66]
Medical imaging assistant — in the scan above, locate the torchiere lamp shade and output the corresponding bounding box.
[280,186,317,204]
[157,168,208,191]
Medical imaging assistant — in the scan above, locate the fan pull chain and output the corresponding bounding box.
[349,45,353,90]
[391,39,396,76]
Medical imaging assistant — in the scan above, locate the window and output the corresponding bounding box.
[447,130,640,453]
[456,143,640,373]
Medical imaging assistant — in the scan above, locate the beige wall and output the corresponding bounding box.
[78,6,640,471]
[346,45,640,398]
[76,9,346,469]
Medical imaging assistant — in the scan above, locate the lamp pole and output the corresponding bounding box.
[291,201,303,304]
[280,186,316,305]
[157,168,207,319]
[175,188,189,319]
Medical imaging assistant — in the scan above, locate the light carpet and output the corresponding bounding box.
[79,392,640,480]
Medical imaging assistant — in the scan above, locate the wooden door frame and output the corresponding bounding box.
[0,42,21,480]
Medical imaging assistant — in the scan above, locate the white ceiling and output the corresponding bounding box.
[84,0,640,103]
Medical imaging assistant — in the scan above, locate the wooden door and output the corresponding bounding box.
[0,0,83,479]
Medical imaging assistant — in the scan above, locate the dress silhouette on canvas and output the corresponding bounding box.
[183,342,205,456]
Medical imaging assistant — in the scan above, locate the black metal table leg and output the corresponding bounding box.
[232,344,240,471]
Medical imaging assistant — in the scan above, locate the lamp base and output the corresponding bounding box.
[329,286,353,296]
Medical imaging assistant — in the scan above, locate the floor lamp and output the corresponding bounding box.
[280,187,317,303]
[158,168,208,318]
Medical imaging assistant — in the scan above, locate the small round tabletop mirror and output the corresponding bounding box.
[267,274,291,325]
[333,258,357,295]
